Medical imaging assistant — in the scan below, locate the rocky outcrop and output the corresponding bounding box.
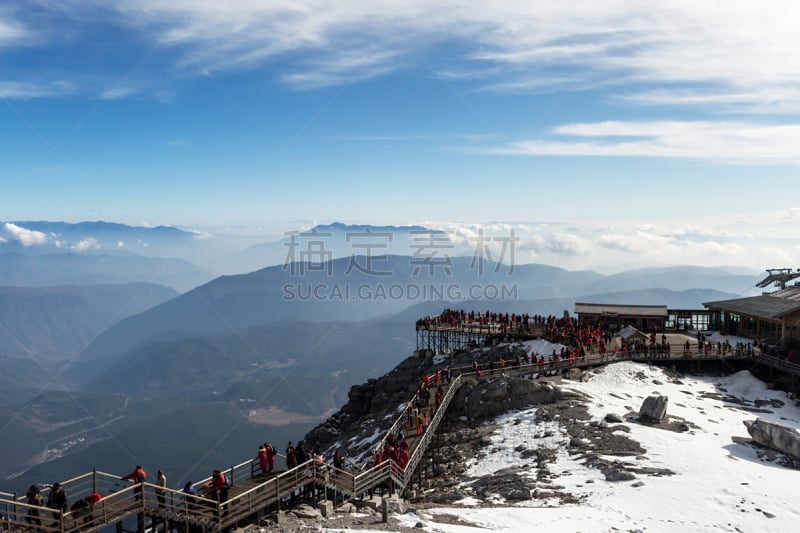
[452,377,562,420]
[471,465,535,501]
[639,395,668,422]
[304,343,550,459]
[744,418,800,459]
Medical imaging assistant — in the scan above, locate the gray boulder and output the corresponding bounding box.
[743,418,800,459]
[639,395,668,422]
[456,378,562,420]
[291,504,322,519]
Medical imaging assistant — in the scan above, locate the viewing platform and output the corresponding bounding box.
[3,313,799,533]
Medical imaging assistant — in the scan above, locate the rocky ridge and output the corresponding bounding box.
[303,343,682,505]
[248,342,800,532]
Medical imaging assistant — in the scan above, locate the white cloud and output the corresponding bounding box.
[414,218,794,271]
[3,222,48,246]
[0,12,31,46]
[485,121,800,164]
[99,84,136,100]
[0,80,71,99]
[97,1,800,107]
[0,236,6,243]
[778,208,800,222]
[756,246,795,264]
[541,233,592,256]
[189,229,213,240]
[5,2,799,110]
[598,234,647,254]
[698,240,744,255]
[71,237,99,252]
[117,240,124,248]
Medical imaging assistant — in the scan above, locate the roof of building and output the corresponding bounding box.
[771,286,800,301]
[703,293,800,319]
[618,325,648,339]
[574,302,668,317]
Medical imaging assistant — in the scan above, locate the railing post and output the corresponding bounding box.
[93,469,97,494]
[230,465,234,487]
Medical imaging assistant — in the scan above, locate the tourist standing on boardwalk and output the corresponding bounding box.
[121,465,147,483]
[182,482,197,510]
[333,450,344,471]
[286,442,297,469]
[46,482,67,524]
[25,485,43,527]
[295,440,308,465]
[257,444,268,474]
[209,470,229,502]
[266,443,275,472]
[156,469,167,508]
[121,465,147,501]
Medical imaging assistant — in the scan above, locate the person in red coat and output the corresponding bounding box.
[121,465,146,501]
[209,470,228,502]
[257,445,268,474]
[121,465,146,483]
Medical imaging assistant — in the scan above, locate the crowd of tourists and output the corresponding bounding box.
[416,308,559,334]
[18,308,775,528]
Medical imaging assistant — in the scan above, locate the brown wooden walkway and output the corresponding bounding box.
[2,345,798,533]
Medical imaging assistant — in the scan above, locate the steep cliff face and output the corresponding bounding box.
[302,342,556,465]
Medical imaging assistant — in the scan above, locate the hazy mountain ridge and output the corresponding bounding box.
[75,317,415,399]
[0,283,178,364]
[75,258,752,367]
[0,247,766,494]
[579,266,760,295]
[0,252,212,292]
[1,220,200,255]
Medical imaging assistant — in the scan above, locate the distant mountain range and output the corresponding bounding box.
[0,220,768,492]
[1,221,214,290]
[72,257,756,371]
[1,220,202,256]
[0,252,212,292]
[0,283,177,363]
[0,283,178,405]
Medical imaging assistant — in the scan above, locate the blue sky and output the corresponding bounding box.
[2,1,799,270]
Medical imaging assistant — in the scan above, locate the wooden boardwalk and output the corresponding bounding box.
[2,339,798,532]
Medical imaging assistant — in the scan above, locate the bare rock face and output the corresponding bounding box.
[639,395,668,422]
[744,418,800,459]
[453,378,562,420]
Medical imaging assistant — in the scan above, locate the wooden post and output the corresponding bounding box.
[138,479,146,533]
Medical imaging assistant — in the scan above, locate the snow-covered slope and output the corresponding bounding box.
[330,361,800,533]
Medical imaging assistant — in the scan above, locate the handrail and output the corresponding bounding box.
[1,345,796,532]
[755,352,800,375]
[400,372,465,488]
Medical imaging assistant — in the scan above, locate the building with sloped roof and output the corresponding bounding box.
[703,286,800,345]
[574,303,668,332]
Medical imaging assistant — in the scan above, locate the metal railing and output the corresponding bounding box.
[1,345,793,532]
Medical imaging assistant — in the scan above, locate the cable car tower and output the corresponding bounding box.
[756,268,800,290]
